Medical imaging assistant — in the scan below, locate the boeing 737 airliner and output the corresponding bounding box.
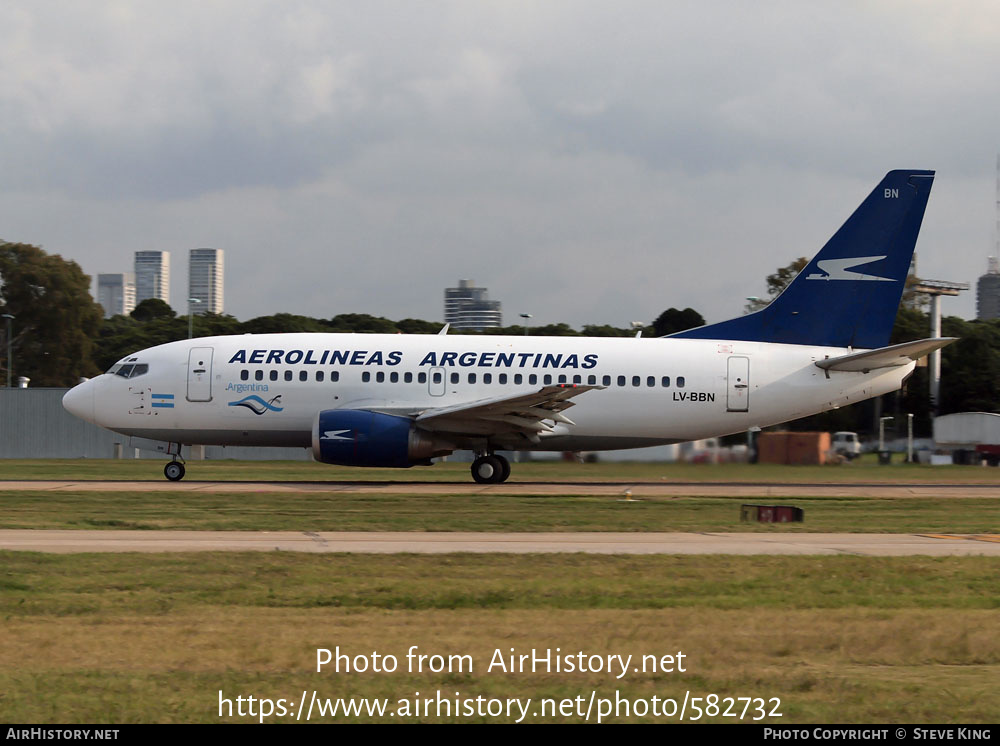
[63,170,952,483]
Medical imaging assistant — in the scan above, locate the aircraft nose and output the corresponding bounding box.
[62,380,96,424]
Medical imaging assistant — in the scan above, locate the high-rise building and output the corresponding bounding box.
[444,279,502,330]
[188,248,224,315]
[96,273,136,319]
[977,256,1000,320]
[134,251,170,307]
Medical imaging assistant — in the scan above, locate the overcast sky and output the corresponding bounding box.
[1,1,997,326]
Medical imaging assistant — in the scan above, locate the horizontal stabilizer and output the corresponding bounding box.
[815,338,956,373]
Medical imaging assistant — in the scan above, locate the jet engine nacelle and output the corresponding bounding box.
[311,409,451,468]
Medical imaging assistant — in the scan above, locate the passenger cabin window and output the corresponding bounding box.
[255,370,263,381]
[270,370,278,381]
[543,374,552,385]
[299,371,308,382]
[390,372,398,383]
[617,375,626,386]
[677,376,686,388]
[316,371,324,382]
[514,374,523,385]
[499,373,508,385]
[240,370,249,381]
[661,376,670,387]
[404,372,413,383]
[469,373,477,384]
[602,375,611,386]
[418,372,427,384]
[632,376,640,387]
[484,373,493,384]
[647,376,655,387]
[529,374,537,385]
[362,372,371,382]
[331,371,340,382]
[450,372,458,384]
[284,371,293,382]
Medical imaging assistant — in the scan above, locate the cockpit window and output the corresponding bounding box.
[111,363,149,379]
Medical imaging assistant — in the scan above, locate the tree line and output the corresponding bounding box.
[0,241,703,383]
[3,240,997,437]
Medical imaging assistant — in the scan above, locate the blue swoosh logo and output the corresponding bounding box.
[228,395,283,415]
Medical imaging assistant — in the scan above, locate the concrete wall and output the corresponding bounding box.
[0,388,311,460]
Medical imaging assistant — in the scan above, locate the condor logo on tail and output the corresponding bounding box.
[806,256,895,282]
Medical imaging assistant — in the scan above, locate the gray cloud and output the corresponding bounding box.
[0,1,996,325]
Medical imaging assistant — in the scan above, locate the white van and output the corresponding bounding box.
[832,431,861,460]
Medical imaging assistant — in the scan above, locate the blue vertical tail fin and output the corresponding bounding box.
[671,170,935,349]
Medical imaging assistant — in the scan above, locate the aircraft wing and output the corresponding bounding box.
[815,337,957,373]
[414,384,603,437]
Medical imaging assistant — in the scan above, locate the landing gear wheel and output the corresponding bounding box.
[471,455,503,484]
[164,461,186,482]
[494,454,511,483]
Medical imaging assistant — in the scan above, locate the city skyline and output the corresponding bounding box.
[96,272,135,319]
[444,279,502,330]
[977,256,1000,321]
[92,249,228,318]
[134,251,170,308]
[188,248,225,315]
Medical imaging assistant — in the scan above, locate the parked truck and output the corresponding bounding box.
[832,431,861,460]
[934,413,1000,466]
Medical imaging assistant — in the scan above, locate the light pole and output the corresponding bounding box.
[188,298,201,339]
[520,313,532,336]
[907,413,914,463]
[2,314,13,388]
[879,416,894,464]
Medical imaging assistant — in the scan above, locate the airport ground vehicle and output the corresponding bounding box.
[832,431,862,460]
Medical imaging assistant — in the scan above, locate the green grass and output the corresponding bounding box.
[3,552,999,612]
[1,552,998,723]
[3,459,999,723]
[2,457,1000,483]
[2,490,999,533]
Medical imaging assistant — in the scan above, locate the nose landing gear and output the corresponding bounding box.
[471,453,511,484]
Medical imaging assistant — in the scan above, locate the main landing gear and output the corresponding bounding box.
[164,457,186,482]
[471,453,511,484]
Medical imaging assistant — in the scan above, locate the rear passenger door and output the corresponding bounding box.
[726,356,749,412]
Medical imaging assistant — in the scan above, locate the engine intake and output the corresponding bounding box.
[311,409,451,468]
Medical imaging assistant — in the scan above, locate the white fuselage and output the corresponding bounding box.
[64,332,912,454]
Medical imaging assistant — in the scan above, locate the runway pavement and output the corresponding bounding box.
[3,478,997,556]
[1,529,998,555]
[1,479,997,497]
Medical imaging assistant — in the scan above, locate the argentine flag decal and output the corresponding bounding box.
[151,393,175,409]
